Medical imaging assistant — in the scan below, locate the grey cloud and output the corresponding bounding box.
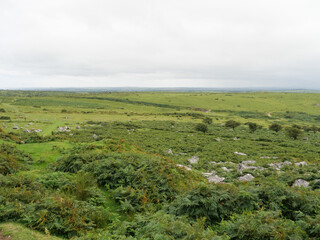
[0,0,320,89]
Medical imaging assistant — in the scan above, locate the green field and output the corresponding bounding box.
[0,91,319,239]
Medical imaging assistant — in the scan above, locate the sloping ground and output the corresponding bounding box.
[0,223,62,240]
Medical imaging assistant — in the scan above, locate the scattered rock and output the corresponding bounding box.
[293,179,309,188]
[208,175,225,183]
[221,167,231,172]
[24,129,31,133]
[212,161,236,165]
[176,164,192,171]
[295,161,307,167]
[216,138,221,142]
[238,160,265,173]
[242,160,256,165]
[167,149,173,154]
[202,171,216,177]
[268,161,292,171]
[33,129,42,133]
[223,161,236,165]
[12,126,19,130]
[92,134,98,140]
[57,126,71,132]
[238,174,255,181]
[188,156,199,164]
[233,137,240,141]
[201,171,225,183]
[234,151,247,156]
[76,125,81,129]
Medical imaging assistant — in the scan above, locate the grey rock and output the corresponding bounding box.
[295,161,307,167]
[238,174,255,181]
[92,134,98,140]
[201,171,224,183]
[202,171,216,177]
[221,161,237,165]
[207,175,225,184]
[221,167,231,172]
[176,164,192,171]
[12,126,19,130]
[237,160,264,173]
[167,149,173,154]
[213,161,236,165]
[268,161,292,171]
[242,160,256,165]
[188,156,199,164]
[234,151,247,156]
[58,126,71,132]
[293,179,309,188]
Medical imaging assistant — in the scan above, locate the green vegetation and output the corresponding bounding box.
[0,91,319,239]
[0,222,62,240]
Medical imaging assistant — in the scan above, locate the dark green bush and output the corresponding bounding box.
[217,211,307,240]
[169,183,259,225]
[286,127,303,140]
[195,123,208,133]
[225,120,241,129]
[269,123,282,132]
[203,117,213,125]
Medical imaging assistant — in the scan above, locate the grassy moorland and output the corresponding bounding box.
[0,90,319,239]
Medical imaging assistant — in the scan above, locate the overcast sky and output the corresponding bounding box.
[1,0,320,89]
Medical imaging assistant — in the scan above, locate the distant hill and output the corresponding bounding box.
[3,87,320,93]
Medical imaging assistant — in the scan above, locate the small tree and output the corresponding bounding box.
[203,117,212,125]
[269,123,282,132]
[195,123,208,134]
[247,122,258,133]
[225,120,241,130]
[286,127,302,140]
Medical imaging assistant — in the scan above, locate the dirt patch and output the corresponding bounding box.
[0,231,11,240]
